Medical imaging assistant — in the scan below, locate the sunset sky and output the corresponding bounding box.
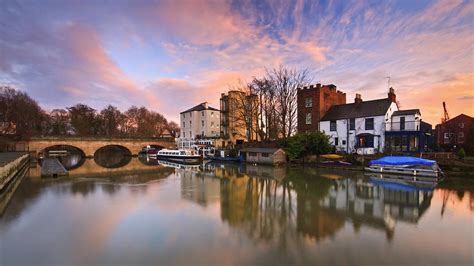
[1,0,473,124]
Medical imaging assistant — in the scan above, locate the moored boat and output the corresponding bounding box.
[206,150,243,162]
[365,156,443,178]
[150,149,201,164]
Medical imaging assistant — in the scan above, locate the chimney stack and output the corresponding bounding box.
[355,93,362,104]
[316,83,321,89]
[203,102,208,108]
[388,87,396,103]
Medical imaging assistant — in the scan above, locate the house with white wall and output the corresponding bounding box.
[319,89,398,154]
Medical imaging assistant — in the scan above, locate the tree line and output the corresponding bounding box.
[0,86,178,139]
[231,65,311,141]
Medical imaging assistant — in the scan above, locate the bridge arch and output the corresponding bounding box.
[41,144,86,170]
[94,145,132,168]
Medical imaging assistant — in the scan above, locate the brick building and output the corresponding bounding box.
[297,83,346,133]
[435,114,474,149]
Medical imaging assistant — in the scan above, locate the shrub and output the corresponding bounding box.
[458,148,466,159]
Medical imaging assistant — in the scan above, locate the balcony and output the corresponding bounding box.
[385,121,420,132]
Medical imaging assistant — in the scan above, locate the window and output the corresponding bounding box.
[334,137,339,146]
[183,122,185,128]
[358,135,374,148]
[261,153,269,157]
[459,132,464,138]
[365,118,374,130]
[306,113,312,124]
[305,98,312,107]
[201,120,204,127]
[444,132,454,143]
[211,112,214,117]
[249,152,257,157]
[201,111,204,116]
[189,121,192,126]
[349,118,355,130]
[189,131,192,138]
[330,120,337,131]
[459,123,464,128]
[342,140,346,145]
[183,132,185,138]
[400,117,405,131]
[182,113,185,119]
[201,131,204,136]
[190,112,192,117]
[211,122,214,127]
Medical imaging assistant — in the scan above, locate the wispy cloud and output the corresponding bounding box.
[0,0,472,124]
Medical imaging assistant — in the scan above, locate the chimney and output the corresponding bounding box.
[388,87,396,103]
[316,83,321,89]
[355,93,362,104]
[203,102,208,108]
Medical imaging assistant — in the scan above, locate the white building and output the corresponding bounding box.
[178,102,220,150]
[320,89,399,154]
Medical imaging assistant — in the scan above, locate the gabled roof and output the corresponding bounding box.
[320,98,393,121]
[392,109,420,116]
[180,102,219,114]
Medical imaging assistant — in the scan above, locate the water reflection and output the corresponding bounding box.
[94,145,132,168]
[43,145,85,170]
[1,162,472,265]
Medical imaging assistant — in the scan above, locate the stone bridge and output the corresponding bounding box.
[28,137,175,157]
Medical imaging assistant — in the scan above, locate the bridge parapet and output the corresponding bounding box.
[28,137,176,157]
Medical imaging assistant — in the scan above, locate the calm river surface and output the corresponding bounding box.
[0,156,473,266]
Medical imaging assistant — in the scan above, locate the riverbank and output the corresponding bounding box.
[0,152,30,215]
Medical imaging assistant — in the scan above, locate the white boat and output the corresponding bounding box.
[365,156,443,178]
[149,149,201,164]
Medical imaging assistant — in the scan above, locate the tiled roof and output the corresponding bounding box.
[180,103,219,114]
[321,98,393,121]
[392,109,420,116]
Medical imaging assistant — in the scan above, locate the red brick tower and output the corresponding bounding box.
[297,83,346,133]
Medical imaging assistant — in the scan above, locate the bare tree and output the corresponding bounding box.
[268,65,310,138]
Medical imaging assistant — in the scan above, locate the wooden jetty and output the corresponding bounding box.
[41,158,68,178]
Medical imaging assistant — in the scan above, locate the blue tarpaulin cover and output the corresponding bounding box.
[370,156,436,166]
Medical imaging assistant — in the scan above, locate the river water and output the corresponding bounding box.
[0,155,473,265]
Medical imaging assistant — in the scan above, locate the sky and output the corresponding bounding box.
[0,0,473,125]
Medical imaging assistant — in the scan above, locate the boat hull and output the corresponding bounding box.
[150,154,201,164]
[365,165,440,178]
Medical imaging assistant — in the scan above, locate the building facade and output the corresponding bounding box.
[220,91,259,146]
[179,102,220,140]
[435,114,473,149]
[320,88,433,154]
[297,83,346,133]
[385,109,434,152]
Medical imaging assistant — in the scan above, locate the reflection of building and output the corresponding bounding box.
[320,178,433,237]
[180,171,221,207]
[220,91,259,146]
[297,83,346,133]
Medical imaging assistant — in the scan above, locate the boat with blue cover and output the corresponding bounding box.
[365,156,443,178]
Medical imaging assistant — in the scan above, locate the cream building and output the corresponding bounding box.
[179,102,220,140]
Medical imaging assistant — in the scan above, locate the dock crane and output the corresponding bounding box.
[442,101,450,123]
